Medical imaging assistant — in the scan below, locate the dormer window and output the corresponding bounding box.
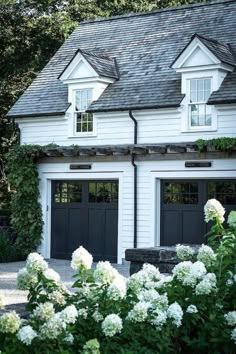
[74,89,93,134]
[188,78,212,128]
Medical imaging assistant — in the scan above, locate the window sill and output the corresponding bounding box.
[68,133,97,138]
[181,127,217,133]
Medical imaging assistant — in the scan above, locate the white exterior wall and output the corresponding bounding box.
[17,105,236,146]
[38,157,236,262]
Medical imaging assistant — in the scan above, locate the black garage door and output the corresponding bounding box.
[161,180,236,246]
[51,180,118,262]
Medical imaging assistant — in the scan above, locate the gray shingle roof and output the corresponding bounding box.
[8,0,236,118]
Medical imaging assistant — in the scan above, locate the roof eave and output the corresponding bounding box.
[87,102,182,113]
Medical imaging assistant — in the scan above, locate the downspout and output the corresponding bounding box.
[129,110,137,248]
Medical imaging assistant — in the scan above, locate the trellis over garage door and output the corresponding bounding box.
[161,179,236,246]
[51,180,118,262]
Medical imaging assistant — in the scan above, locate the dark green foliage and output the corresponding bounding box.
[0,230,20,262]
[6,145,43,257]
[196,137,236,153]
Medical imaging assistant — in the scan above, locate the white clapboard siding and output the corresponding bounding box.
[18,106,236,146]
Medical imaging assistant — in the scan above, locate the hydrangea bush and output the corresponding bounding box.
[0,204,235,353]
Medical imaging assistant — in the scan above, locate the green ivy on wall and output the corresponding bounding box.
[6,145,44,258]
[196,137,236,153]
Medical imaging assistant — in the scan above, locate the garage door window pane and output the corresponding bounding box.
[54,182,82,203]
[89,182,118,203]
[164,182,198,204]
[208,182,236,205]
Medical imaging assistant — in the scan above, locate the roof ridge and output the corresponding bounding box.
[81,50,112,61]
[80,0,234,25]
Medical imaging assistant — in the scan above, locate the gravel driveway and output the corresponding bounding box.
[0,259,130,306]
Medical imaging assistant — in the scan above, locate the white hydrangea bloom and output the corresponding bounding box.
[48,290,66,306]
[151,309,167,329]
[43,268,60,283]
[92,310,104,322]
[0,311,21,334]
[186,305,198,314]
[176,244,194,261]
[228,211,236,228]
[204,199,225,224]
[17,267,38,290]
[83,339,100,353]
[40,314,66,339]
[71,246,93,270]
[0,294,5,309]
[64,332,74,344]
[197,245,216,267]
[195,273,217,295]
[60,305,78,324]
[225,311,236,327]
[138,290,168,310]
[226,278,234,286]
[167,302,183,327]
[127,302,151,323]
[94,261,119,285]
[78,308,88,319]
[173,261,206,287]
[32,302,55,321]
[127,264,161,292]
[107,275,127,300]
[17,325,37,346]
[231,328,236,344]
[26,253,48,273]
[102,314,123,337]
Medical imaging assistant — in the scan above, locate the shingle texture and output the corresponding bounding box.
[8,0,236,117]
[81,51,119,79]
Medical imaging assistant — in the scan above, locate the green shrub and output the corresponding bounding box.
[0,199,235,353]
[0,230,23,262]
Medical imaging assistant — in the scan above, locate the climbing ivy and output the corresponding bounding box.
[196,137,236,153]
[6,145,44,258]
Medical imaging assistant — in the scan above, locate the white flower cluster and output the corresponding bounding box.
[138,289,168,310]
[225,311,236,345]
[0,294,5,309]
[173,261,207,287]
[101,314,123,337]
[71,246,93,270]
[43,268,60,283]
[127,301,151,322]
[167,302,183,327]
[48,290,66,305]
[127,263,161,292]
[17,325,37,346]
[39,305,78,340]
[26,253,48,273]
[228,211,236,228]
[107,275,127,300]
[195,273,217,295]
[176,244,194,261]
[0,311,21,334]
[83,339,100,354]
[197,244,216,267]
[64,332,74,344]
[204,199,225,224]
[186,305,198,314]
[92,310,103,323]
[225,311,236,327]
[226,271,236,287]
[32,302,55,321]
[94,261,119,285]
[78,308,88,319]
[17,252,61,291]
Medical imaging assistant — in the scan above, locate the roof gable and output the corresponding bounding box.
[59,49,119,82]
[171,33,236,70]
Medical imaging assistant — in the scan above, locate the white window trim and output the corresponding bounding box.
[72,88,97,137]
[181,72,217,133]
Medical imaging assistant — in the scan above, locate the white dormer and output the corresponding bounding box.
[171,34,235,132]
[59,49,118,137]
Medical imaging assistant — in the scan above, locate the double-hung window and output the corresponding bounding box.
[188,78,212,128]
[74,89,93,134]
